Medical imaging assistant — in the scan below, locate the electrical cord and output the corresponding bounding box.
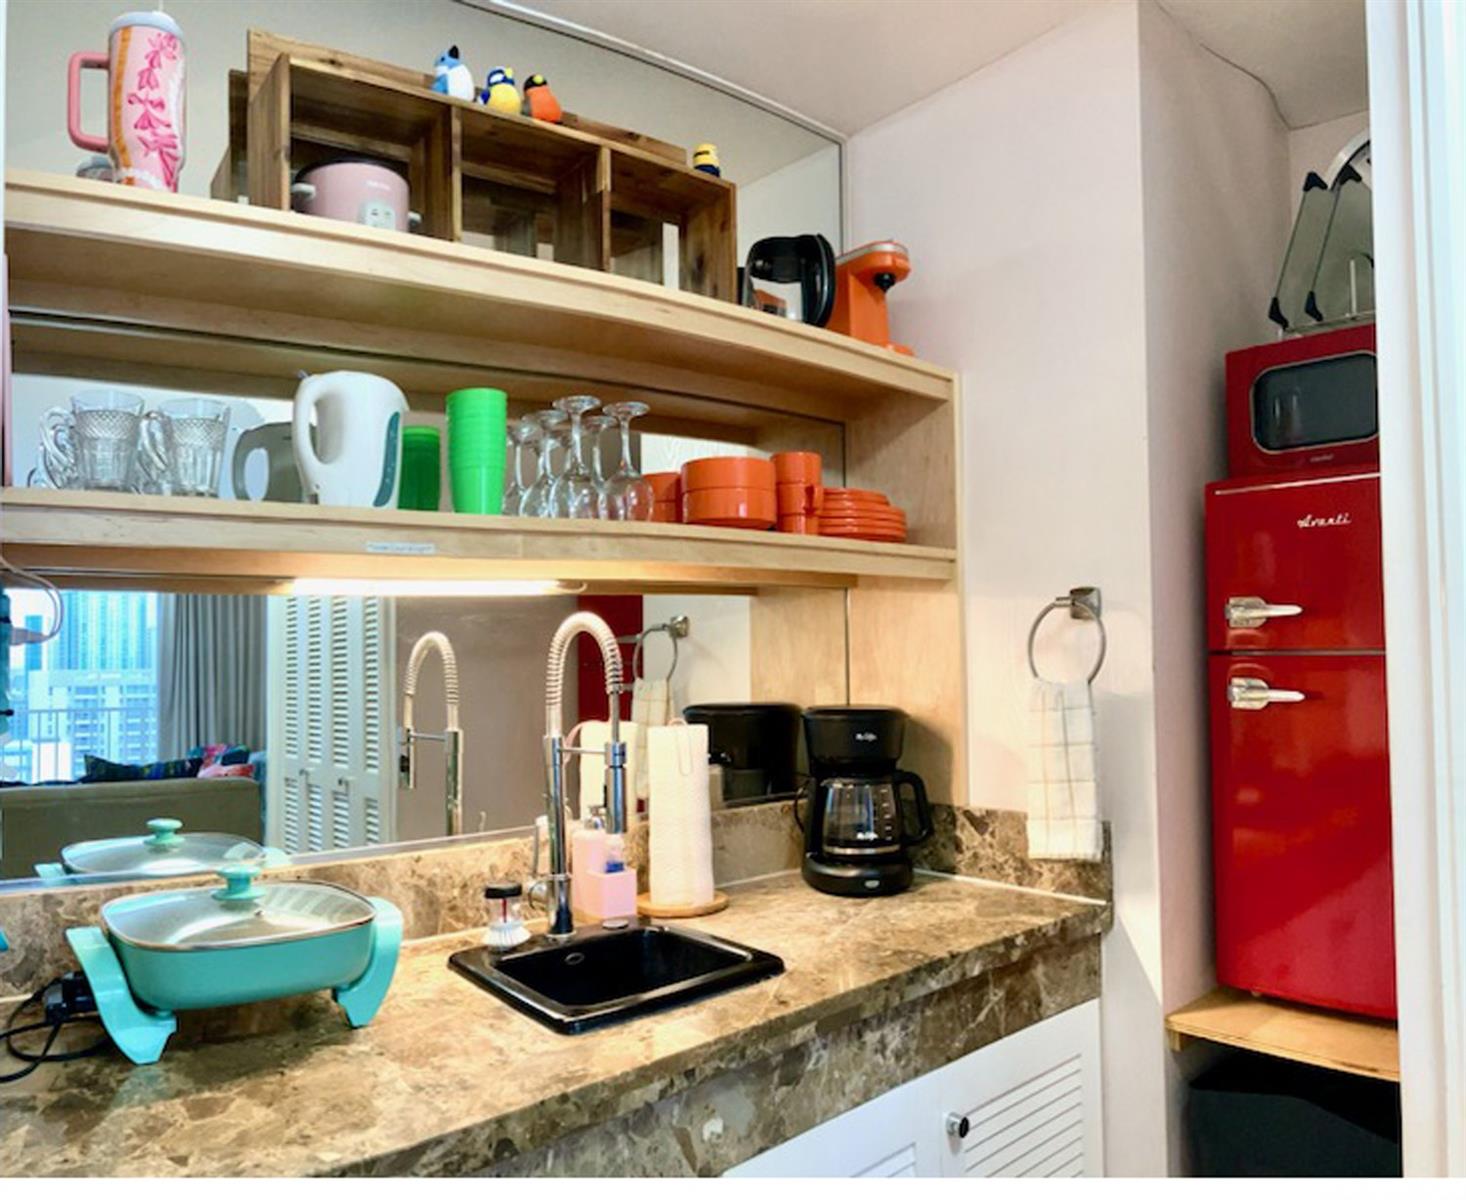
[1,978,111,1084]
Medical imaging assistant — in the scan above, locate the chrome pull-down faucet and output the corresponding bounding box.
[399,631,464,837]
[536,611,627,938]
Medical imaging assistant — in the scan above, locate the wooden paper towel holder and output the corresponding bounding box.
[636,891,729,919]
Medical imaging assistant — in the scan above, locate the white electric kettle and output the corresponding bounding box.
[292,371,407,508]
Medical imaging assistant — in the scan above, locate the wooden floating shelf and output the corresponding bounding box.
[0,489,957,595]
[1165,987,1399,1082]
[4,171,954,438]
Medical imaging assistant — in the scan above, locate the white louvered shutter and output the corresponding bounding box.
[266,595,395,852]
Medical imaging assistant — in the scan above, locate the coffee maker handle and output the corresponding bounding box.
[895,770,933,846]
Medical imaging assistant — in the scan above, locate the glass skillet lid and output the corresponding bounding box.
[60,817,274,878]
[101,865,376,951]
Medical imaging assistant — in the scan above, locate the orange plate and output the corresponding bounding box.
[681,456,777,492]
[822,529,906,542]
[682,486,777,528]
[820,515,907,528]
[772,451,822,484]
[821,499,897,514]
[823,487,889,504]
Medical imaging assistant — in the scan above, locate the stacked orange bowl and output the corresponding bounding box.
[818,487,908,543]
[679,457,777,529]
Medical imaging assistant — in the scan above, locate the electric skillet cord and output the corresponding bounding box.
[0,981,111,1084]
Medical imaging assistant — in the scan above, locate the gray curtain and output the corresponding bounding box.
[158,595,267,759]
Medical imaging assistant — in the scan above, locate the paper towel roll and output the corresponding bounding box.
[648,722,715,908]
[576,720,641,825]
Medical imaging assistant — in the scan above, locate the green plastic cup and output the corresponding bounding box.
[447,388,507,515]
[398,425,442,512]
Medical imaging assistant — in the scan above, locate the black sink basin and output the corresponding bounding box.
[449,919,784,1034]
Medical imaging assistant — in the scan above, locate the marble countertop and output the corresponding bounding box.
[0,871,1106,1177]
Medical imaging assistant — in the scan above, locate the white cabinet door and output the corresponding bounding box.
[936,1000,1103,1178]
[725,1068,940,1177]
[728,1000,1103,1178]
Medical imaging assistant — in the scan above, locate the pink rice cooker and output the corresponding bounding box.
[290,156,420,233]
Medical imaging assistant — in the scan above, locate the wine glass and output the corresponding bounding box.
[603,401,656,521]
[580,413,617,519]
[550,395,602,520]
[503,414,540,517]
[520,411,567,518]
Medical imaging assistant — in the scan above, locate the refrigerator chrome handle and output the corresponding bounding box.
[1226,595,1305,629]
[1228,676,1308,710]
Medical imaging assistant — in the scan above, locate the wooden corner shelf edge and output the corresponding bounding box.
[1164,986,1400,1082]
[0,489,957,594]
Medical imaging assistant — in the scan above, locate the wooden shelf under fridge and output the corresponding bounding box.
[1165,987,1400,1082]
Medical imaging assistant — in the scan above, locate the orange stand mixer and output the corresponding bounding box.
[828,240,912,356]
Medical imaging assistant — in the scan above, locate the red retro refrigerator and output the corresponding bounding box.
[1205,467,1397,1019]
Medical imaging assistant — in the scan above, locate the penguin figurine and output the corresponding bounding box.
[523,73,563,124]
[481,67,522,115]
[430,46,475,102]
[693,143,722,177]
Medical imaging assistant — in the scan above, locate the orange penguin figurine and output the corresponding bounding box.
[523,73,563,124]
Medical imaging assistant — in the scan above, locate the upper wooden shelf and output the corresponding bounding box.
[0,489,957,594]
[1165,987,1399,1082]
[4,171,955,436]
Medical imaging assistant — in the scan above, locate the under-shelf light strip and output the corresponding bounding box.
[287,578,581,598]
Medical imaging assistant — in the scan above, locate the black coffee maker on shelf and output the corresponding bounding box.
[800,706,933,897]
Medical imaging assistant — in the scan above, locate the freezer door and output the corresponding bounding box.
[1210,655,1396,1018]
[1206,471,1383,652]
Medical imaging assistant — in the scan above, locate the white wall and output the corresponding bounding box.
[736,142,843,262]
[1136,0,1291,1172]
[3,0,832,195]
[1288,109,1369,191]
[848,0,1291,1176]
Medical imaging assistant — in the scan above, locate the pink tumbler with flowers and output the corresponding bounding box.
[67,11,185,191]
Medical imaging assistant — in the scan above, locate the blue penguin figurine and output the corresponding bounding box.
[431,46,475,101]
[482,66,523,115]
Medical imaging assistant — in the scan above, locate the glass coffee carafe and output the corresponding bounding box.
[815,772,932,859]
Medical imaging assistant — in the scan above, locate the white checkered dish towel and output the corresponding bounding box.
[1026,679,1102,861]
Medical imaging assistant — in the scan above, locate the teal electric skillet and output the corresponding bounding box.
[68,863,401,1064]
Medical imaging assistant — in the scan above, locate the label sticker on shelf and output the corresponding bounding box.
[365,541,438,556]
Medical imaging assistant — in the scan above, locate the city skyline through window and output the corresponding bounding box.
[2,590,160,782]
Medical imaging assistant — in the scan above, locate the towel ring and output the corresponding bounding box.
[621,615,691,683]
[1027,587,1106,684]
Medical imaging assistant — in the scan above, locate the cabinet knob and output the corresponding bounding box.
[945,1112,971,1139]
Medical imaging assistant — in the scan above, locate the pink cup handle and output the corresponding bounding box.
[67,51,110,154]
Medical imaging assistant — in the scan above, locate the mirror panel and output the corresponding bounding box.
[1,0,846,888]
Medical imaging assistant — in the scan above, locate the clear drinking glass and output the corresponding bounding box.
[141,397,231,497]
[520,411,567,518]
[39,389,146,492]
[550,395,603,520]
[603,401,656,521]
[503,414,541,517]
[580,413,617,519]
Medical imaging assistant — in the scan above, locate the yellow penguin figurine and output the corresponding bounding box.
[482,66,522,115]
